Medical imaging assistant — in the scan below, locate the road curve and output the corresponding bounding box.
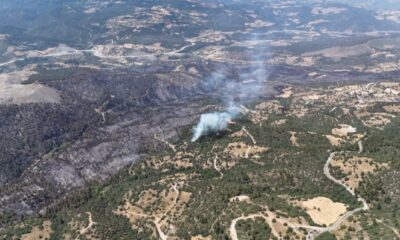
[308,141,369,239]
[229,214,264,240]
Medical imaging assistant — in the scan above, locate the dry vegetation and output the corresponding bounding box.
[119,81,399,239]
[223,142,269,160]
[115,183,192,239]
[293,197,348,226]
[3,81,399,240]
[21,221,52,240]
[331,155,388,190]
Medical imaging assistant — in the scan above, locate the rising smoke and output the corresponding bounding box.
[191,34,269,142]
[191,106,240,142]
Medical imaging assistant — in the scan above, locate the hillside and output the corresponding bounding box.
[2,81,399,240]
[1,1,400,239]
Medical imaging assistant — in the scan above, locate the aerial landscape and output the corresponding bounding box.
[0,0,399,239]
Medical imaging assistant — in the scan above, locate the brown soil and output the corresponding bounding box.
[325,135,345,146]
[297,197,348,225]
[289,131,300,147]
[191,236,212,240]
[331,156,388,190]
[21,221,52,240]
[223,142,269,159]
[331,124,356,137]
[271,119,287,126]
[383,105,400,113]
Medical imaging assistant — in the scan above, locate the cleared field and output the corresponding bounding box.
[296,197,348,226]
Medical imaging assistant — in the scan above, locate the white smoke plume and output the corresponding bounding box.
[191,34,270,142]
[191,106,240,142]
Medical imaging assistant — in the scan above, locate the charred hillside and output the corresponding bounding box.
[0,66,207,216]
[0,59,397,218]
[0,63,281,218]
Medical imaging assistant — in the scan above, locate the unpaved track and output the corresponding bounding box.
[243,126,256,158]
[358,140,363,153]
[378,220,400,238]
[213,154,223,178]
[308,141,369,239]
[153,217,168,240]
[0,59,23,67]
[153,183,179,240]
[225,128,370,240]
[229,209,324,240]
[242,127,256,145]
[228,141,370,240]
[125,183,179,240]
[244,146,251,158]
[75,212,96,239]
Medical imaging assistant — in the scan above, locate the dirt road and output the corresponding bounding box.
[308,141,369,239]
[213,154,223,178]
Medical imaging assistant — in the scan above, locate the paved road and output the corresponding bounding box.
[323,152,356,195]
[308,141,369,239]
[227,141,370,240]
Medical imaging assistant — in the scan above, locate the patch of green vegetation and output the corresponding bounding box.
[316,232,337,240]
[236,217,272,240]
[0,218,44,240]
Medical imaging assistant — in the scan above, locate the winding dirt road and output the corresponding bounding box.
[307,141,369,239]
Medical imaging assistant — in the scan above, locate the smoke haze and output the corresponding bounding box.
[191,35,270,142]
